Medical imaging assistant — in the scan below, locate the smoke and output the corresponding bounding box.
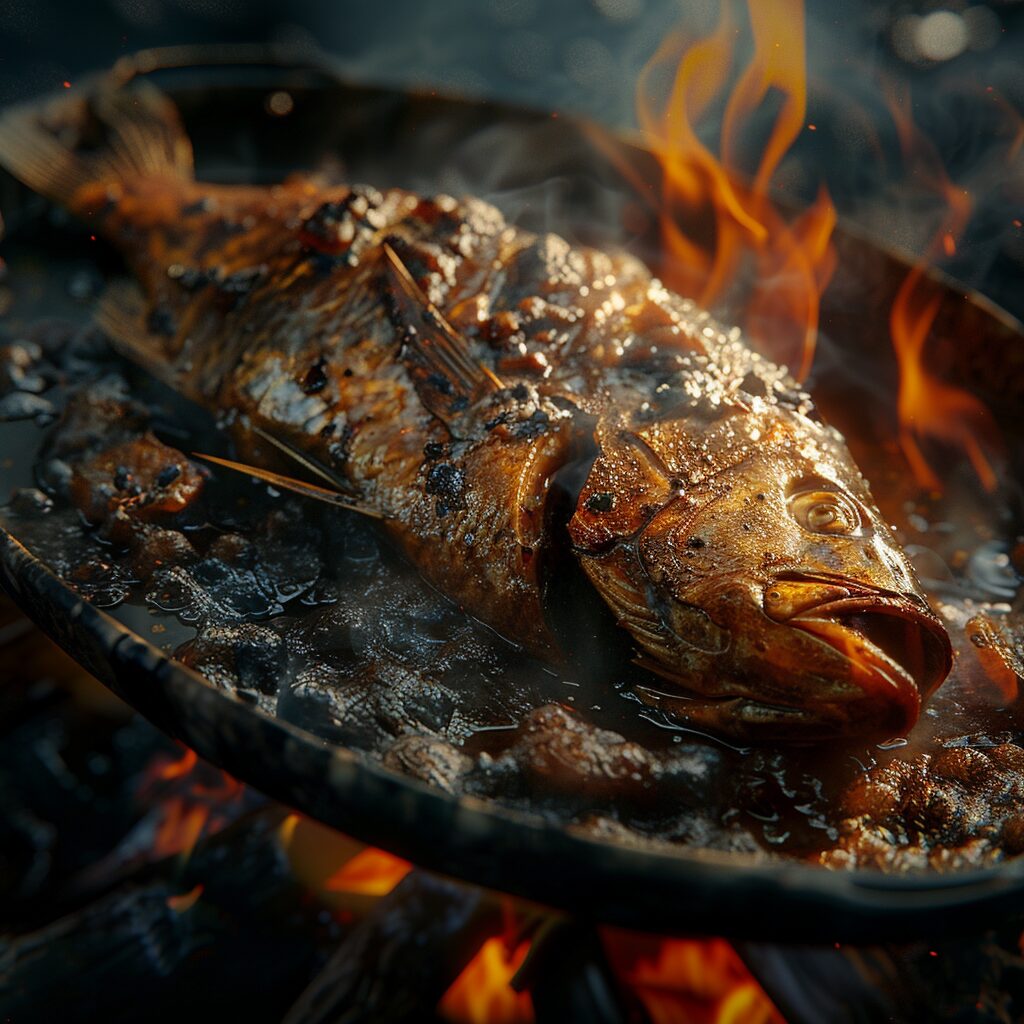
[1,0,1020,318]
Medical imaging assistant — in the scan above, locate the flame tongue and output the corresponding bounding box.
[439,937,533,1024]
[634,0,1004,492]
[637,0,837,378]
[603,932,785,1024]
[885,86,1004,494]
[140,744,244,863]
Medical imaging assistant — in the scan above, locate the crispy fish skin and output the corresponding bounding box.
[0,82,952,742]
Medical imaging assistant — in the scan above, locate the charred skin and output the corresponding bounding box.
[3,88,950,742]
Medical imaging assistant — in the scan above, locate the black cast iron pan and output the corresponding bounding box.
[1,51,1023,943]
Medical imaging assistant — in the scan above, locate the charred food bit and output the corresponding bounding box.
[70,435,204,539]
[823,743,1024,871]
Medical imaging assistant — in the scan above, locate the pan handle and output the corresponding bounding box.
[102,42,353,93]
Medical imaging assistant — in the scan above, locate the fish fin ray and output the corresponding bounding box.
[194,453,386,520]
[382,243,502,423]
[98,84,193,181]
[0,80,192,207]
[94,281,184,392]
[251,425,359,496]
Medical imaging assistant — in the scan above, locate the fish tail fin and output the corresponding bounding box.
[0,79,193,208]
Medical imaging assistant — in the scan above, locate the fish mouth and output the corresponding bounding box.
[766,577,953,735]
[632,576,952,742]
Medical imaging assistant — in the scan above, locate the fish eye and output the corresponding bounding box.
[787,487,862,536]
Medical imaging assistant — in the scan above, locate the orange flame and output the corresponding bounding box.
[604,932,784,1024]
[139,743,244,862]
[157,746,198,780]
[166,883,204,913]
[324,847,413,896]
[885,87,1001,493]
[152,798,211,860]
[438,936,534,1024]
[637,0,836,379]
[276,814,414,909]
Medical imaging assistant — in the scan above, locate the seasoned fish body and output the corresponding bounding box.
[0,82,952,741]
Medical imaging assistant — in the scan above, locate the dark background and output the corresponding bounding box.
[0,0,1022,319]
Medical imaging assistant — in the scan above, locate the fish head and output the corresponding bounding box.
[568,402,952,742]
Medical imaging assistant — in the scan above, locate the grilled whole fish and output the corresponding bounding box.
[0,82,952,742]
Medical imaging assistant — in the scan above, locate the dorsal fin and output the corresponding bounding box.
[382,243,502,424]
[194,453,386,520]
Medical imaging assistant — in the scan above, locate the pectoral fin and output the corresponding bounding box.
[250,425,348,491]
[199,424,387,519]
[194,452,386,520]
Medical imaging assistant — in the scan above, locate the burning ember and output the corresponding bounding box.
[148,744,786,1024]
[138,743,245,861]
[325,846,413,896]
[439,935,534,1024]
[604,931,784,1024]
[280,817,784,1023]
